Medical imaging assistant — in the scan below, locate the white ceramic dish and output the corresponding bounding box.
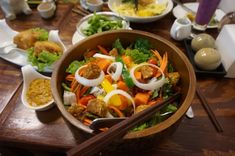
[108,0,173,23]
[0,19,66,73]
[172,2,225,29]
[72,31,84,45]
[76,12,130,37]
[73,12,131,45]
[21,65,54,111]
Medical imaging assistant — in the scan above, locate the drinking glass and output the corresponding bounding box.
[194,0,221,31]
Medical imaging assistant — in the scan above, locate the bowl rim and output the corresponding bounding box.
[52,29,196,139]
[76,11,130,37]
[108,0,174,22]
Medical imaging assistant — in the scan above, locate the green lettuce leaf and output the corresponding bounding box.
[28,48,61,71]
[32,28,49,41]
[66,60,85,74]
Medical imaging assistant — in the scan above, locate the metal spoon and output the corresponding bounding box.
[89,111,174,131]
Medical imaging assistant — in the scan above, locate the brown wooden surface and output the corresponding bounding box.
[0,2,235,156]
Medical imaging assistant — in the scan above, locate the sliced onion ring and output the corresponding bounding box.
[130,63,165,91]
[104,89,135,114]
[93,53,115,61]
[75,65,104,87]
[107,62,123,81]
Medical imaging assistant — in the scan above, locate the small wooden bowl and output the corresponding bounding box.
[51,30,196,150]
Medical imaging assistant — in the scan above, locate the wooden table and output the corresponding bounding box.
[0,2,235,156]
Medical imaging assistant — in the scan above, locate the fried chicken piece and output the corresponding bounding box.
[82,63,101,79]
[14,30,37,50]
[34,41,63,56]
[140,65,154,79]
[13,28,48,50]
[87,99,107,118]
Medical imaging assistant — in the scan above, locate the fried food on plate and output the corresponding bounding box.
[13,28,48,50]
[34,41,63,56]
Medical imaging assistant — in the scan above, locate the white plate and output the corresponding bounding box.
[72,12,132,45]
[0,19,66,73]
[172,2,225,29]
[108,0,173,23]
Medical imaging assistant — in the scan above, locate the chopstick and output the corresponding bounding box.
[67,92,181,156]
[72,8,88,16]
[77,5,91,15]
[196,87,223,132]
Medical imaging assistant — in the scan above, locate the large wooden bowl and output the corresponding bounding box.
[51,30,196,150]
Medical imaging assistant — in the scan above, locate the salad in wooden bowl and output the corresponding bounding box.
[51,30,196,151]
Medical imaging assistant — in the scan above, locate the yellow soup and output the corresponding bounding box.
[26,78,52,106]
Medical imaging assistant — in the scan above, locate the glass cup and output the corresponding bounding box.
[193,0,221,31]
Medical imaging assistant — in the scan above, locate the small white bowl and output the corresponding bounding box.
[108,0,173,23]
[76,12,131,38]
[37,2,56,19]
[21,65,54,111]
[86,0,103,12]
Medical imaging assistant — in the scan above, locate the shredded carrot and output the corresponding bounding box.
[80,86,90,97]
[76,84,82,103]
[65,74,75,81]
[71,80,79,92]
[156,52,168,77]
[148,98,163,105]
[97,45,109,55]
[108,105,124,117]
[122,55,133,67]
[84,49,97,58]
[83,118,92,126]
[99,128,109,132]
[151,49,163,64]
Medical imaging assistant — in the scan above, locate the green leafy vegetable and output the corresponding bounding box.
[132,112,162,132]
[124,38,152,63]
[113,38,125,54]
[132,103,178,132]
[116,57,135,87]
[160,104,178,115]
[62,83,71,91]
[168,63,174,73]
[125,49,151,64]
[32,28,49,41]
[66,60,85,74]
[82,13,123,36]
[85,112,99,119]
[28,48,61,71]
[134,38,152,54]
[151,90,159,99]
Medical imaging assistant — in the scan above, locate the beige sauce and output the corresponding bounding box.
[26,78,53,107]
